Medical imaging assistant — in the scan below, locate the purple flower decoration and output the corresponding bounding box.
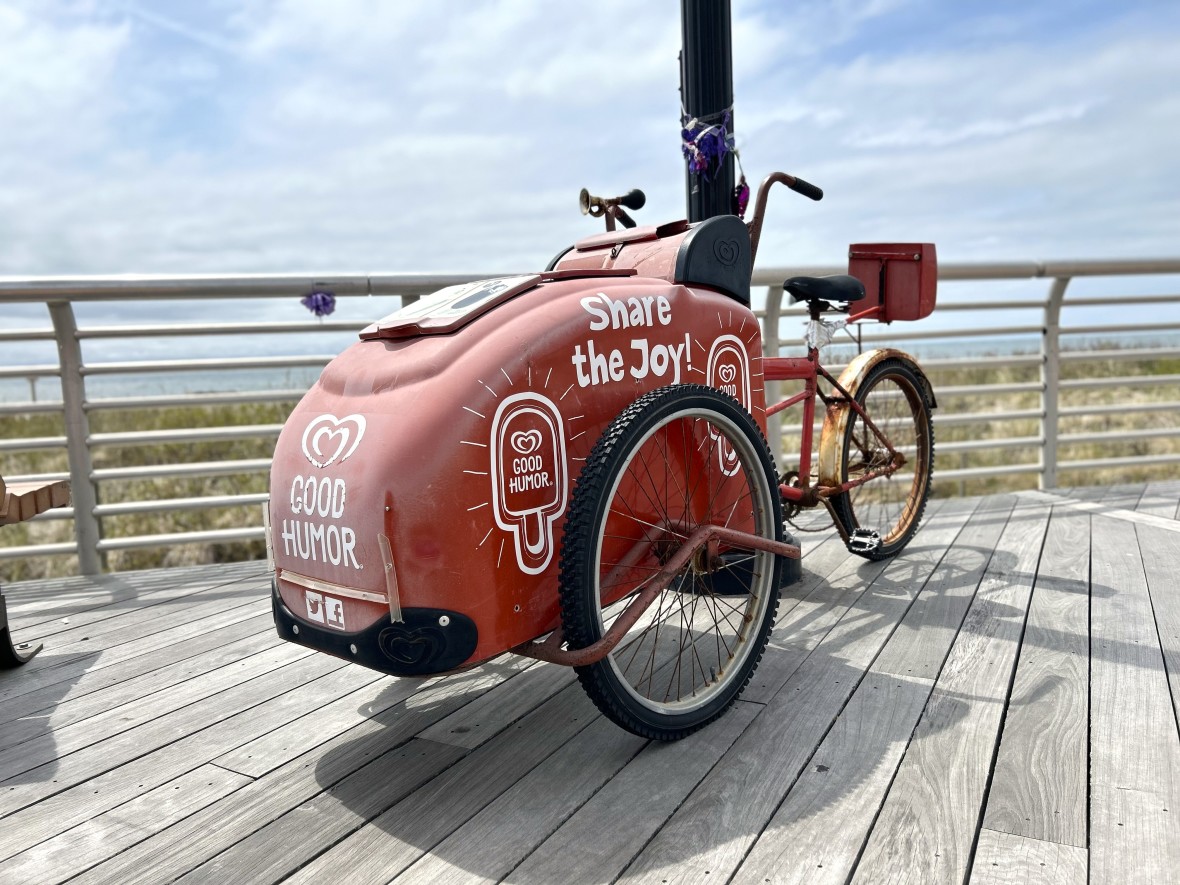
[681,109,736,182]
[301,290,336,318]
[734,176,750,218]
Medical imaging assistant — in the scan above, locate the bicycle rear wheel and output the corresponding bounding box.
[558,385,782,741]
[830,357,934,560]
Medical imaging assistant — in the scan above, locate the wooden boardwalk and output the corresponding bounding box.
[2,483,1179,884]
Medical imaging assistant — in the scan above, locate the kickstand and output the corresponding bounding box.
[0,591,42,668]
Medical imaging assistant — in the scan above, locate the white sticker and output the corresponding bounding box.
[324,596,346,631]
[707,335,753,476]
[305,590,326,624]
[489,392,568,575]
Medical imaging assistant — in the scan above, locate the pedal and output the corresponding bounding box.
[848,528,881,554]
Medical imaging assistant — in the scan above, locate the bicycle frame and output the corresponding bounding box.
[764,342,905,507]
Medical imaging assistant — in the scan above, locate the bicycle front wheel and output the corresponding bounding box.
[558,385,782,741]
[830,357,934,560]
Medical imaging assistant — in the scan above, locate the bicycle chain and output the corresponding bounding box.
[779,470,835,534]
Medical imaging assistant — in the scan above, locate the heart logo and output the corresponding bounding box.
[301,414,367,469]
[718,364,737,384]
[379,626,441,666]
[713,239,740,267]
[510,429,543,455]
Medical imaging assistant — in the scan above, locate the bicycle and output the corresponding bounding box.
[267,171,936,740]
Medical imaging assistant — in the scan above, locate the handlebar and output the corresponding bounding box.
[747,172,824,264]
[580,170,823,253]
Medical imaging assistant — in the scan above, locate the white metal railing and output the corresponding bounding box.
[3,259,1180,573]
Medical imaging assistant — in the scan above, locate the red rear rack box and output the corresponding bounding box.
[848,243,937,323]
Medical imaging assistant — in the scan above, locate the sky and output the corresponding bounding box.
[2,0,1179,372]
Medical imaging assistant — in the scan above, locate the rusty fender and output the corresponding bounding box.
[816,348,935,490]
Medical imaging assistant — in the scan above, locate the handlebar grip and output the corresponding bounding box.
[789,176,823,201]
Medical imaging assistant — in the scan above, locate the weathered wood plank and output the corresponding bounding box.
[982,508,1089,846]
[1138,522,1180,729]
[732,672,935,885]
[1,561,265,622]
[1101,482,1145,510]
[730,501,1012,885]
[851,503,1051,885]
[393,717,648,885]
[0,598,271,706]
[0,611,274,729]
[1135,480,1180,519]
[175,739,470,885]
[1089,515,1180,884]
[744,498,964,706]
[69,657,580,885]
[213,655,537,777]
[968,828,1086,884]
[191,684,603,885]
[873,494,1013,680]
[0,763,253,885]
[0,641,308,782]
[0,626,279,745]
[506,700,758,885]
[0,653,355,858]
[417,657,576,749]
[616,499,977,884]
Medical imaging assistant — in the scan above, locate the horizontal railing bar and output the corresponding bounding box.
[0,328,55,343]
[934,409,1044,426]
[1057,452,1180,471]
[935,382,1044,397]
[1059,427,1180,446]
[933,463,1043,480]
[1060,293,1180,307]
[94,493,270,516]
[0,364,60,379]
[96,526,265,552]
[89,425,283,447]
[1060,401,1180,417]
[1060,374,1180,391]
[1060,321,1180,336]
[854,325,1044,343]
[937,436,1044,452]
[0,401,63,416]
[0,435,67,452]
[84,390,307,411]
[0,258,1171,305]
[92,458,272,482]
[0,542,79,559]
[77,321,367,338]
[1059,347,1180,363]
[0,272,488,302]
[2,470,71,484]
[81,355,334,376]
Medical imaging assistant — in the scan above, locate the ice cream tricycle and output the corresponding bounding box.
[267,172,937,740]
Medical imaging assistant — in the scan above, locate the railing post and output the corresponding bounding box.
[762,285,783,468]
[1041,277,1070,490]
[48,301,102,574]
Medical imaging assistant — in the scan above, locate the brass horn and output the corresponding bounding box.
[579,188,606,218]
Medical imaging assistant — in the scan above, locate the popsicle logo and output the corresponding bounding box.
[490,392,568,575]
[707,336,752,476]
[301,414,367,469]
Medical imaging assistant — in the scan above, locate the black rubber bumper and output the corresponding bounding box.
[270,580,478,677]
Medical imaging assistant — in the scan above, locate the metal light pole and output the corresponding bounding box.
[680,0,735,221]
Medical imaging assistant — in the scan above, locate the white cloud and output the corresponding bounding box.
[0,0,1176,293]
